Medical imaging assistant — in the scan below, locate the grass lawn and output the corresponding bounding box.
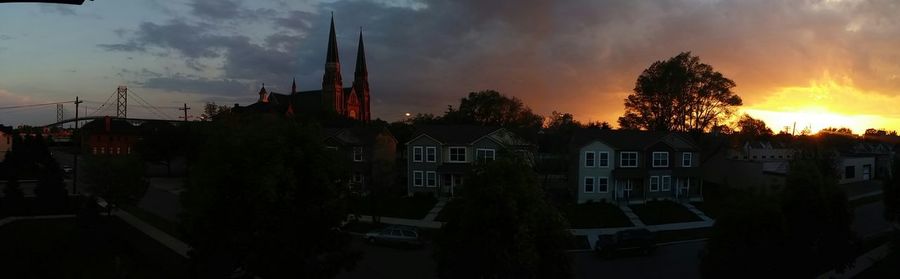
[849,194,883,208]
[349,194,437,220]
[559,202,633,229]
[0,217,188,278]
[630,200,701,225]
[689,202,720,219]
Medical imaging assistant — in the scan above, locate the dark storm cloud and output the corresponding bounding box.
[141,75,249,97]
[190,0,242,20]
[98,0,900,121]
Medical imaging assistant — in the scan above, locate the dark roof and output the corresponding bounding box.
[413,125,500,145]
[81,118,137,134]
[0,125,12,134]
[326,15,339,63]
[354,30,367,77]
[571,129,666,150]
[325,126,395,146]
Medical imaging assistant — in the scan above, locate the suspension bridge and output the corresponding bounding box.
[0,86,194,128]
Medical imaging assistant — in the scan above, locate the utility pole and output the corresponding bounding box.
[179,103,190,122]
[73,96,83,195]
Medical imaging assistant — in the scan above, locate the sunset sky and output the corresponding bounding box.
[2,0,900,134]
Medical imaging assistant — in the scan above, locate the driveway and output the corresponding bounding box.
[852,201,891,238]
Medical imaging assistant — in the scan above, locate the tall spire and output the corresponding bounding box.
[291,77,297,94]
[258,83,268,103]
[326,13,339,64]
[354,28,367,78]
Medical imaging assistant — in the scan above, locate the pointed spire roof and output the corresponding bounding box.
[291,77,297,94]
[258,83,268,103]
[326,13,339,64]
[354,28,367,77]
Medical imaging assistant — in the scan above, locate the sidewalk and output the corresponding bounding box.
[681,202,714,222]
[618,205,646,227]
[817,242,893,279]
[423,197,449,222]
[571,220,714,250]
[113,210,191,258]
[0,214,76,227]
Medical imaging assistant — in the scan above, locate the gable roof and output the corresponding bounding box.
[411,125,501,145]
[572,129,699,151]
[325,126,396,146]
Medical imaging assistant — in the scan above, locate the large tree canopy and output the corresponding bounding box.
[619,52,742,132]
[434,157,572,278]
[443,90,544,132]
[735,113,773,138]
[180,114,358,278]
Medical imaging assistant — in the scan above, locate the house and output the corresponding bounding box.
[405,125,534,197]
[572,130,703,204]
[323,126,397,193]
[836,154,876,184]
[0,125,12,161]
[703,138,793,192]
[849,142,894,179]
[82,116,137,156]
[726,140,795,161]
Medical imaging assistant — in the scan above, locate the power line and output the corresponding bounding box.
[129,89,176,119]
[0,100,74,110]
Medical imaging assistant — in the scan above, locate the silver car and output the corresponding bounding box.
[365,225,423,247]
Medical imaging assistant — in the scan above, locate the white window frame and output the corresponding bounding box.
[353,146,363,162]
[583,176,595,193]
[652,152,669,167]
[413,146,423,162]
[413,171,424,187]
[426,146,437,162]
[598,152,609,168]
[661,176,671,191]
[448,147,466,162]
[597,177,609,193]
[584,151,596,168]
[476,148,496,161]
[352,172,363,183]
[682,152,692,167]
[426,171,437,187]
[620,152,638,168]
[649,176,660,192]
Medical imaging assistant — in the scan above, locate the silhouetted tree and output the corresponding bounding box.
[35,160,68,213]
[434,158,572,278]
[2,176,25,215]
[136,123,182,176]
[735,114,773,138]
[618,52,742,132]
[199,102,231,121]
[820,127,854,135]
[83,155,148,213]
[180,115,358,278]
[701,159,857,278]
[444,90,544,137]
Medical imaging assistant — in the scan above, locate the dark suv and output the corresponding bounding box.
[594,228,656,258]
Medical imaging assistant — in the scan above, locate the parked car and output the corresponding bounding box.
[594,228,656,258]
[365,225,423,247]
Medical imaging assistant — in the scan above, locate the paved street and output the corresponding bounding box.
[574,240,705,279]
[852,200,891,238]
[337,237,436,279]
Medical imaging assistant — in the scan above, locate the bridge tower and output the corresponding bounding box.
[116,85,127,118]
[56,104,63,125]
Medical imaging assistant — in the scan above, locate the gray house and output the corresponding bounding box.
[572,130,703,204]
[406,125,534,197]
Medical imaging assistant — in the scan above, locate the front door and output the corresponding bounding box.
[623,180,633,201]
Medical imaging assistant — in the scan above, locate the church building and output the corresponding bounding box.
[235,15,371,122]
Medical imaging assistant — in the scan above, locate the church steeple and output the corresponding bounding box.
[352,28,371,122]
[291,77,297,94]
[258,83,268,103]
[321,13,344,114]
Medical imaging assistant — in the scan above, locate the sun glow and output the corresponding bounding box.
[740,75,900,134]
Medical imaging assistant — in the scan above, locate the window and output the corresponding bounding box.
[127,147,131,154]
[426,171,437,187]
[92,147,97,154]
[449,147,466,162]
[476,149,496,161]
[353,147,363,162]
[116,147,121,155]
[584,151,596,167]
[652,152,669,167]
[682,153,692,167]
[845,166,856,179]
[413,171,423,186]
[662,176,671,191]
[598,152,609,167]
[352,172,363,183]
[583,177,595,193]
[649,176,659,192]
[100,147,105,154]
[326,146,338,151]
[426,147,437,162]
[620,152,638,167]
[413,146,423,162]
[598,177,609,193]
